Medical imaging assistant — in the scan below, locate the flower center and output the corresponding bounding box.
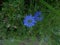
[28,20,32,23]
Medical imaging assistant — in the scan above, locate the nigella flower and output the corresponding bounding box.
[34,11,43,21]
[23,14,36,27]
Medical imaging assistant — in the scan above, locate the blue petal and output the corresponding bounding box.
[34,11,42,17]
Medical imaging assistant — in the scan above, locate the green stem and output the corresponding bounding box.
[40,0,60,15]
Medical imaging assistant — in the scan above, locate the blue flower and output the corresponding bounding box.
[23,14,36,27]
[34,11,43,21]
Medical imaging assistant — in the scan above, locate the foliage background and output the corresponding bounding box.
[0,0,60,45]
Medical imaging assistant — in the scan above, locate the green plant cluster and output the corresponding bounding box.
[0,0,60,45]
